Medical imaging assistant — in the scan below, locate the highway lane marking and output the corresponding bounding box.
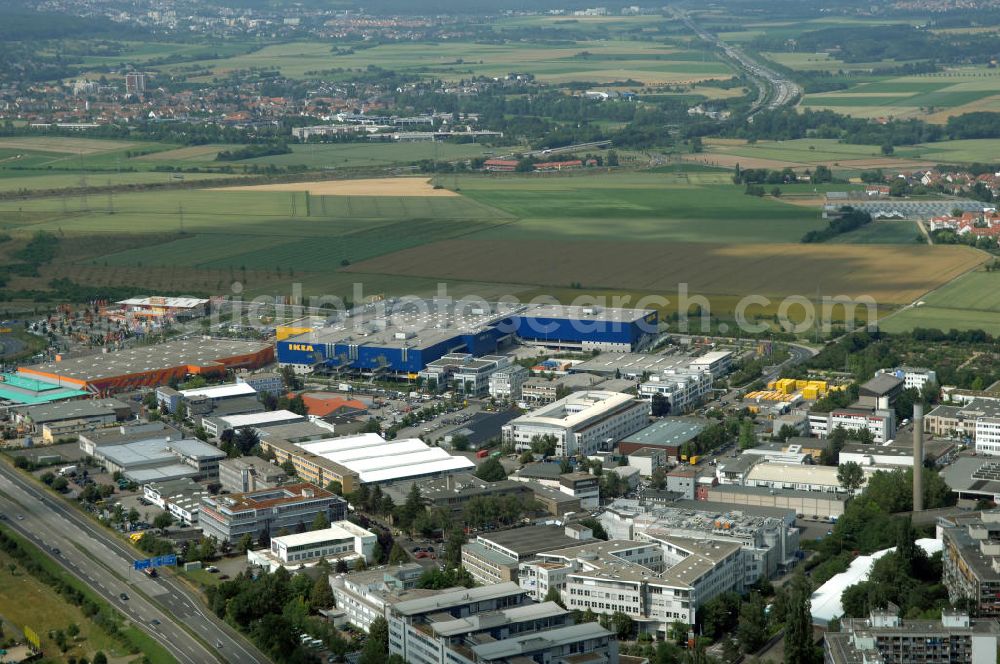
[0,467,242,664]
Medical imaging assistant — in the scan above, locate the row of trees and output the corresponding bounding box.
[802,208,873,243]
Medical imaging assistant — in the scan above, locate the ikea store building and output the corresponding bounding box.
[276,300,658,377]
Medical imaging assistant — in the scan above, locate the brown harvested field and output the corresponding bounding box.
[0,137,138,153]
[134,145,230,161]
[209,177,459,197]
[344,239,985,305]
[778,196,827,208]
[827,158,935,170]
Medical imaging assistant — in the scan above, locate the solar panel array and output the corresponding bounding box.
[972,462,1000,481]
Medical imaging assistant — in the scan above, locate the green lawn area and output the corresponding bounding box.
[0,549,125,661]
[0,528,177,664]
[453,172,825,243]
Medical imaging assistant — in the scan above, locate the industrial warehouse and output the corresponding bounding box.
[298,432,473,483]
[275,299,658,377]
[17,338,274,394]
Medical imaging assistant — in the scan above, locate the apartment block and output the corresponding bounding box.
[825,604,998,664]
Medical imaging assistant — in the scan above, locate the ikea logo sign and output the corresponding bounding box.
[288,344,314,352]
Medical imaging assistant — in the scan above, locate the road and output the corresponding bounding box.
[671,7,801,120]
[0,463,271,664]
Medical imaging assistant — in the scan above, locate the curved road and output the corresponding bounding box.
[0,463,270,664]
[670,7,801,120]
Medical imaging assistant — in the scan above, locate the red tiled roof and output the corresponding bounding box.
[300,393,368,417]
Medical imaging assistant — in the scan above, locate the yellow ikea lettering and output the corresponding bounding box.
[288,344,314,352]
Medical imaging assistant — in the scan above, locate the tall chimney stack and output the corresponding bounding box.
[913,403,924,512]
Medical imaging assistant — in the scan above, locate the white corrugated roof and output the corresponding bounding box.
[118,297,209,308]
[345,448,454,473]
[297,433,386,456]
[319,439,430,464]
[296,433,473,483]
[179,382,257,399]
[221,410,303,428]
[359,457,474,484]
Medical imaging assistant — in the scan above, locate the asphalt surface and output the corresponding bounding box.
[0,463,271,664]
[672,8,801,120]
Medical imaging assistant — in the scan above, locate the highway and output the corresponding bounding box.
[0,463,271,664]
[670,7,801,120]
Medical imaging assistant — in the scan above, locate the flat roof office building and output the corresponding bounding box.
[502,390,649,457]
[385,582,617,664]
[199,482,347,543]
[247,521,376,572]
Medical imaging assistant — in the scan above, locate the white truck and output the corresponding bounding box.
[58,465,77,476]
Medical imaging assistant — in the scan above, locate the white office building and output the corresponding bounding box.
[489,364,530,400]
[330,563,426,632]
[977,418,1000,457]
[810,407,896,444]
[142,478,207,525]
[418,353,512,396]
[689,351,734,379]
[502,390,649,456]
[638,369,713,414]
[877,366,938,392]
[520,536,742,634]
[385,582,617,664]
[247,521,376,572]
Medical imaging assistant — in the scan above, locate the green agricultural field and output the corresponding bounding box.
[880,307,1000,336]
[878,269,1000,335]
[494,14,672,34]
[239,142,498,169]
[827,220,922,245]
[451,172,826,243]
[912,139,1000,164]
[785,65,1000,122]
[704,138,899,165]
[0,170,239,193]
[0,186,508,237]
[0,136,181,173]
[72,40,254,69]
[162,39,732,85]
